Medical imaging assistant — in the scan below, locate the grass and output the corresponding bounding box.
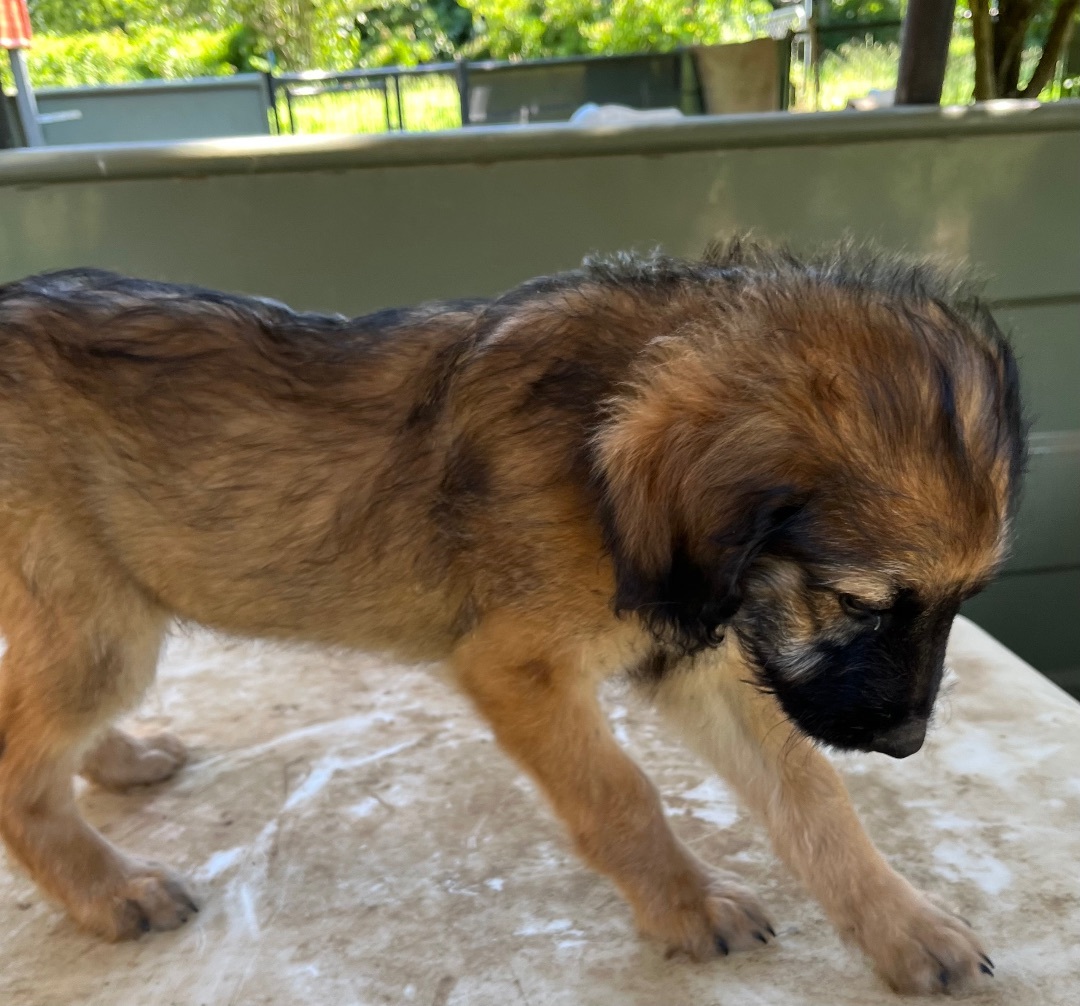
[792,31,1059,112]
[277,73,460,134]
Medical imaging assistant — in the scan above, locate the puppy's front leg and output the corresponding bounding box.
[452,613,774,959]
[652,646,993,994]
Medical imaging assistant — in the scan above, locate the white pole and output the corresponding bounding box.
[7,47,44,145]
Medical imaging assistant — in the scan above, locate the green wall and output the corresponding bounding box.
[0,103,1077,684]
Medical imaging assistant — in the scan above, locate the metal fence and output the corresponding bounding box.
[269,44,788,136]
[270,64,462,135]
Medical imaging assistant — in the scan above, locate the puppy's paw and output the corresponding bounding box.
[81,729,188,791]
[857,893,993,995]
[641,870,776,961]
[75,861,200,941]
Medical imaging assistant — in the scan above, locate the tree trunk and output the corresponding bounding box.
[969,0,998,98]
[1021,0,1080,97]
[896,0,958,104]
[994,0,1036,96]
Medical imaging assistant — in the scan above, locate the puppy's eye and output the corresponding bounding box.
[839,593,887,629]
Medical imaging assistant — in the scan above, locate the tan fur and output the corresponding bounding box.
[0,248,1018,992]
[653,642,989,993]
[80,727,188,791]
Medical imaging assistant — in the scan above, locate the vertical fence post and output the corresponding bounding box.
[678,48,702,115]
[284,85,296,134]
[264,71,281,135]
[394,73,404,131]
[0,90,19,148]
[7,48,44,146]
[808,0,822,109]
[456,58,470,127]
[778,33,794,110]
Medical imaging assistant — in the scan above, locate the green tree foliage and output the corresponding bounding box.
[459,0,772,60]
[1,27,235,89]
[27,0,226,35]
[968,0,1079,98]
[194,0,472,69]
[26,1,775,70]
[818,0,903,50]
[19,0,1079,98]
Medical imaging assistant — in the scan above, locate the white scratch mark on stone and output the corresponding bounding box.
[187,711,402,780]
[514,918,578,937]
[933,840,1013,895]
[344,796,381,819]
[238,883,260,937]
[680,778,738,829]
[198,846,246,880]
[939,730,1016,778]
[284,739,422,812]
[928,812,978,832]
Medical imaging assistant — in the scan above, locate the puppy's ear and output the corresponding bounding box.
[595,406,805,652]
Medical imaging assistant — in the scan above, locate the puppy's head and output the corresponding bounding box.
[595,244,1025,757]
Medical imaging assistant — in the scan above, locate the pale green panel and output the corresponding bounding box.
[963,568,1080,673]
[0,127,1077,309]
[35,77,271,145]
[997,302,1080,433]
[1007,441,1080,572]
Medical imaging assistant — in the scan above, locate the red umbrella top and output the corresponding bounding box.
[1,0,32,50]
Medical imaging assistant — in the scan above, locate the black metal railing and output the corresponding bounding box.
[270,63,461,134]
[268,44,791,136]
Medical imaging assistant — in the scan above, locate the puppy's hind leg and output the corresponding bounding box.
[0,568,197,940]
[651,644,992,994]
[81,726,188,792]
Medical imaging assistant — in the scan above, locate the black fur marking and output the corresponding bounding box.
[525,358,611,415]
[403,339,472,431]
[602,485,808,656]
[992,325,1029,516]
[431,437,491,534]
[933,357,962,455]
[627,648,681,684]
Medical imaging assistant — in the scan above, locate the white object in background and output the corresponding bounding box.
[847,89,896,111]
[569,102,685,127]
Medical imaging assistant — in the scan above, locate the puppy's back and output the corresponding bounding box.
[0,271,492,656]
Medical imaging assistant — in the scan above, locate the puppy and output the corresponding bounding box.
[0,241,1022,993]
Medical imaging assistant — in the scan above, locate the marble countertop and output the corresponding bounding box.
[2,616,1078,1006]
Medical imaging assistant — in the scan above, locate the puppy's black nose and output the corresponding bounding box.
[871,718,927,758]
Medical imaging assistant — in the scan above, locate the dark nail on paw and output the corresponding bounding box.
[715,935,729,956]
[754,932,769,944]
[126,899,151,934]
[766,924,777,938]
[980,963,994,977]
[981,954,995,969]
[939,967,950,989]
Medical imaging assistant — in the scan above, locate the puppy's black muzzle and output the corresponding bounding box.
[870,717,928,758]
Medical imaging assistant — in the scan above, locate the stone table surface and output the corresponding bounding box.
[2,616,1079,1006]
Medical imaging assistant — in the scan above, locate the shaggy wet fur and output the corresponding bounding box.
[0,241,1021,993]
